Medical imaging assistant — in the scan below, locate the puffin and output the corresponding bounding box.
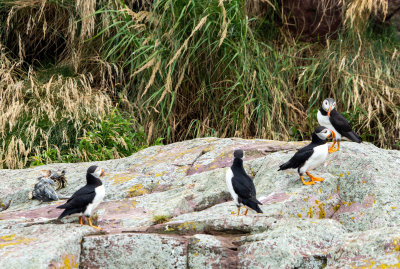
[278,126,334,185]
[57,165,105,230]
[317,98,361,152]
[225,149,263,216]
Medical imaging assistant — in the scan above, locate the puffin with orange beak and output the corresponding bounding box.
[317,98,361,153]
[279,126,335,185]
[57,165,106,230]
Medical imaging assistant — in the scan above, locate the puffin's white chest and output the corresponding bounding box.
[300,144,329,174]
[317,111,341,140]
[225,168,239,205]
[84,185,105,216]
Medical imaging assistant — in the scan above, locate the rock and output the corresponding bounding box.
[237,218,346,268]
[188,234,238,269]
[80,233,187,269]
[328,226,400,268]
[0,138,399,267]
[0,224,95,269]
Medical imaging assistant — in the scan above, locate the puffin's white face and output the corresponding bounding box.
[91,167,105,178]
[322,98,336,116]
[322,99,336,111]
[316,128,334,140]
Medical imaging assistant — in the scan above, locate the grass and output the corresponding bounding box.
[0,0,399,169]
[152,214,172,225]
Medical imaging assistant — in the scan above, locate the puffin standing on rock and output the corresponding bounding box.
[57,166,105,230]
[279,126,335,185]
[317,98,361,152]
[226,149,263,216]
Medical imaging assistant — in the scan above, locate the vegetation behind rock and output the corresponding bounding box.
[0,0,399,168]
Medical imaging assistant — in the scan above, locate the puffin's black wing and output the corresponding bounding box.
[231,172,263,213]
[329,110,361,142]
[57,185,95,219]
[278,146,314,170]
[231,173,256,199]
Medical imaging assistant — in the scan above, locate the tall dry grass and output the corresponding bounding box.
[99,0,399,147]
[0,0,399,169]
[0,44,112,168]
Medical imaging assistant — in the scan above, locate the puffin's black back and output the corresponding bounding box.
[329,110,362,143]
[278,127,327,171]
[231,151,263,213]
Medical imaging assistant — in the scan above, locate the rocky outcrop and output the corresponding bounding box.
[1,138,400,268]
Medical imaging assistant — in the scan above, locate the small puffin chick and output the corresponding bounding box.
[226,149,263,216]
[31,170,60,202]
[57,165,105,230]
[317,98,361,153]
[279,126,334,185]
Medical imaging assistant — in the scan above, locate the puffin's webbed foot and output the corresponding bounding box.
[88,217,102,230]
[300,176,315,185]
[240,208,249,216]
[328,140,338,153]
[306,172,324,182]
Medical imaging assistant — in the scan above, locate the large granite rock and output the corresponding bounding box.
[0,138,399,268]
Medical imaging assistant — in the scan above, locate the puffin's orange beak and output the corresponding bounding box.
[328,130,336,139]
[100,168,106,177]
[328,105,332,117]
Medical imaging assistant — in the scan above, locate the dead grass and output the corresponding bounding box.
[0,45,112,168]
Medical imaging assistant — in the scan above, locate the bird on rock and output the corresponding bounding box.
[317,98,361,153]
[57,165,105,230]
[226,149,263,216]
[278,126,335,185]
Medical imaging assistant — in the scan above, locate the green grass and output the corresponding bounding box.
[152,214,172,224]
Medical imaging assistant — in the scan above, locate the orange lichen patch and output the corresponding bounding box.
[131,199,138,208]
[0,234,37,249]
[111,173,136,185]
[177,222,197,231]
[49,254,78,269]
[350,258,400,269]
[307,207,313,218]
[297,214,302,218]
[333,204,341,212]
[155,171,168,177]
[318,203,326,219]
[127,184,149,198]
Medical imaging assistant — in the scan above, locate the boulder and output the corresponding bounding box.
[0,138,399,267]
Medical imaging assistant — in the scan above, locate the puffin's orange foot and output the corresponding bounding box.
[328,147,338,153]
[233,207,240,216]
[300,176,315,185]
[79,216,86,225]
[240,208,249,216]
[311,177,325,182]
[306,172,324,182]
[88,217,102,230]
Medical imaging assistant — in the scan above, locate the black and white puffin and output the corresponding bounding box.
[278,126,334,185]
[317,98,361,152]
[225,149,263,216]
[57,165,105,230]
